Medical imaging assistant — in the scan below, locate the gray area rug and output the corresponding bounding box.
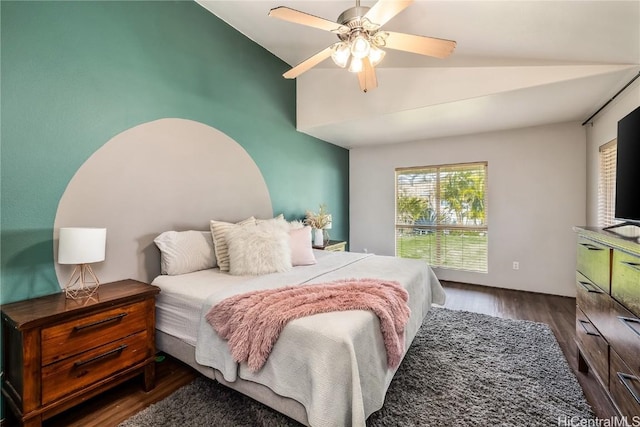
[120,307,594,426]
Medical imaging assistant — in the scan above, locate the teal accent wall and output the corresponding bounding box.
[0,1,349,305]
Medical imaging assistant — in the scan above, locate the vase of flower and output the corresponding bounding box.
[305,204,331,247]
[313,228,324,247]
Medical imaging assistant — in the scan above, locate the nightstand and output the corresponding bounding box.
[1,280,160,427]
[313,240,347,252]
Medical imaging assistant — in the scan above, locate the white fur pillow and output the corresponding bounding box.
[227,222,292,276]
[154,230,215,275]
[290,226,316,266]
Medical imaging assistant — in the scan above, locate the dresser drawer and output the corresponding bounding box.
[41,331,149,404]
[612,249,640,318]
[41,300,148,366]
[577,237,611,292]
[606,298,640,378]
[610,349,640,419]
[576,307,609,387]
[576,272,612,336]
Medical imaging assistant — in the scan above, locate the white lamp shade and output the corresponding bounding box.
[58,227,107,264]
[331,42,350,68]
[348,56,363,73]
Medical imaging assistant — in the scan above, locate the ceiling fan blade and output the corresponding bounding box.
[357,58,378,93]
[269,7,349,34]
[364,0,413,28]
[283,45,335,79]
[384,31,456,59]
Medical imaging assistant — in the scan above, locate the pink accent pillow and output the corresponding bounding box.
[290,226,316,266]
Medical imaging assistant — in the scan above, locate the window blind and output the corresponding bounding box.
[395,162,488,273]
[598,140,617,227]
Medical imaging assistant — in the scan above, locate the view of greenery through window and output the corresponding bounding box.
[395,163,488,273]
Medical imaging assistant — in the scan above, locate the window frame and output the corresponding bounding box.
[395,161,488,273]
[598,139,617,228]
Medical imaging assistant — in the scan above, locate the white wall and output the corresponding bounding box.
[350,122,586,297]
[586,78,640,226]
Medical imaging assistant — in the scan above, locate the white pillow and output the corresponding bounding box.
[227,222,292,276]
[210,217,256,272]
[154,230,215,275]
[290,226,316,266]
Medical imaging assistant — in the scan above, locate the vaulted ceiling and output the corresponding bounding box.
[197,1,640,148]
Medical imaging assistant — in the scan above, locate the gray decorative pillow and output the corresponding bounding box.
[154,230,215,275]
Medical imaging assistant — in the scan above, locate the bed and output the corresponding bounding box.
[152,246,445,426]
[50,120,447,424]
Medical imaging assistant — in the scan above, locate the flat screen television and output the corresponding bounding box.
[607,105,640,229]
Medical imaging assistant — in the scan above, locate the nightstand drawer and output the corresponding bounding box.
[41,300,148,366]
[41,331,149,404]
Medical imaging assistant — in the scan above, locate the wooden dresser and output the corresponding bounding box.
[574,227,640,420]
[1,280,160,427]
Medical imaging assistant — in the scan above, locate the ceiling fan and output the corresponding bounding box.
[268,0,456,93]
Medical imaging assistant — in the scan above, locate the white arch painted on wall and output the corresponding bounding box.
[54,118,273,285]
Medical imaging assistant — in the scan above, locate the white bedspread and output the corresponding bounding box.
[193,251,445,427]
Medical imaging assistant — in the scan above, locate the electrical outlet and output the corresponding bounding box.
[513,261,519,270]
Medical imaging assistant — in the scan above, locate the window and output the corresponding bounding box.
[395,162,488,273]
[598,140,617,227]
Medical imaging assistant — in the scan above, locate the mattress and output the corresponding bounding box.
[154,267,245,346]
[153,250,337,346]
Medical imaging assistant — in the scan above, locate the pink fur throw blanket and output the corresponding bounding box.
[206,278,411,372]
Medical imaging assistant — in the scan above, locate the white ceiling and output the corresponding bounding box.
[197,0,640,148]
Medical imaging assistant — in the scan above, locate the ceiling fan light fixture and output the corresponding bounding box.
[350,34,371,59]
[331,42,351,68]
[368,45,386,66]
[269,1,457,92]
[348,56,363,73]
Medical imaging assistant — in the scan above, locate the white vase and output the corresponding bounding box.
[313,228,324,246]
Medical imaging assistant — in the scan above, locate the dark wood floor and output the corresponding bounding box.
[36,281,616,426]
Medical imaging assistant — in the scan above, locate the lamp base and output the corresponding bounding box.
[65,264,100,300]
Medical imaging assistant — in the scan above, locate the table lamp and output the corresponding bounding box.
[58,227,107,299]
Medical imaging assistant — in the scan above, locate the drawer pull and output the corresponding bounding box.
[620,260,640,273]
[618,316,640,337]
[617,372,640,405]
[73,313,128,331]
[579,242,604,251]
[73,344,127,368]
[577,281,603,294]
[578,319,600,337]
